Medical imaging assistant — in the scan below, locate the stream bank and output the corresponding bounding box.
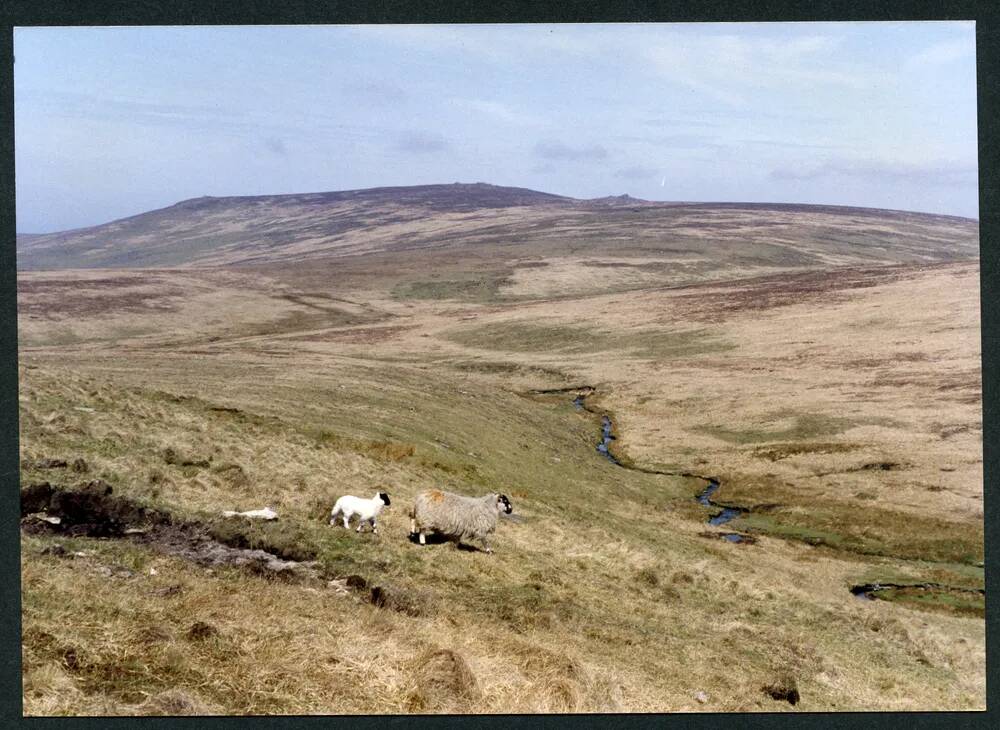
[535,385,753,542]
[529,385,983,609]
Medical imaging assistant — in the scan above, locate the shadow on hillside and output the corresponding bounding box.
[407,532,484,552]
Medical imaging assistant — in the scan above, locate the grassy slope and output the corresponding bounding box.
[19,352,984,714]
[17,192,984,714]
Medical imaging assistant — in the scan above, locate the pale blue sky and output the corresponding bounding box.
[15,22,979,233]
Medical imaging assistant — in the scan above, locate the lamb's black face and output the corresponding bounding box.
[498,494,513,514]
[379,492,391,506]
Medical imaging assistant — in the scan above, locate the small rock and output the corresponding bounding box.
[149,567,158,576]
[73,407,95,413]
[694,691,709,704]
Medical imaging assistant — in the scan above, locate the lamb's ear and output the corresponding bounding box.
[380,492,391,506]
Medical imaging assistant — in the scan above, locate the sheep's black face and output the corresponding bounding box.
[498,494,513,514]
[379,492,391,506]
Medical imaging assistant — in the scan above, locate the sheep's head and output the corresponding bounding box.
[497,494,513,514]
[378,492,391,507]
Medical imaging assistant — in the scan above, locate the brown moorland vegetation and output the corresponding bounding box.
[18,185,983,714]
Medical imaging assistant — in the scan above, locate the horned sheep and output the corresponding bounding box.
[410,489,513,553]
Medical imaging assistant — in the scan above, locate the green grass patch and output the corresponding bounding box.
[698,411,894,445]
[751,441,861,461]
[444,321,731,359]
[450,359,569,379]
[876,587,984,618]
[392,270,512,303]
[738,506,984,566]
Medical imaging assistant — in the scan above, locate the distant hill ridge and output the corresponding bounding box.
[16,182,980,270]
[165,182,577,213]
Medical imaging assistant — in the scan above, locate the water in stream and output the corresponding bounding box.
[574,390,749,542]
[695,480,747,542]
[558,388,979,602]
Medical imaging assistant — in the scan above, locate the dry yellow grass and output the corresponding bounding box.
[17,202,984,714]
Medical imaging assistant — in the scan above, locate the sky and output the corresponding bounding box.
[14,22,979,233]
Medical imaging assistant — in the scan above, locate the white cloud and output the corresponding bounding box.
[393,130,450,153]
[450,98,542,127]
[641,31,865,107]
[771,157,977,186]
[614,165,658,180]
[348,24,599,64]
[905,38,974,70]
[534,140,609,161]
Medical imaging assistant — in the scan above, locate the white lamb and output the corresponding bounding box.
[330,491,391,533]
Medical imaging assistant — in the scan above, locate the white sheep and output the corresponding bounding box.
[410,489,512,553]
[330,491,391,533]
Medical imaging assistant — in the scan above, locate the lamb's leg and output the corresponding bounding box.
[371,518,378,534]
[343,513,352,530]
[410,517,416,535]
[418,531,426,545]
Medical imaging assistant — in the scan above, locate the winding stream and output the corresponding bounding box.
[565,387,751,542]
[695,480,749,542]
[533,385,983,607]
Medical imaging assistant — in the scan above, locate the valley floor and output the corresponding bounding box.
[17,255,984,714]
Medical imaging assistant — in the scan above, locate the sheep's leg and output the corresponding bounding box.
[410,517,416,535]
[419,531,426,545]
[343,513,352,530]
[370,518,378,534]
[482,536,493,554]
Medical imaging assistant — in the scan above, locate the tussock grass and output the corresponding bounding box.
[405,649,481,712]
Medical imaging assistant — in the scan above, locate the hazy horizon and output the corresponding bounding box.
[15,23,979,233]
[13,179,981,237]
